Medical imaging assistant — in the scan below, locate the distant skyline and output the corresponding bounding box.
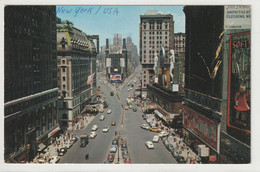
[56,5,185,51]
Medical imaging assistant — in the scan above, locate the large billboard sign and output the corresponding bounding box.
[227,32,250,134]
[224,5,251,29]
[183,107,220,152]
[110,73,121,82]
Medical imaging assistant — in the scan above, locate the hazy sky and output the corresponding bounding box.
[56,5,185,50]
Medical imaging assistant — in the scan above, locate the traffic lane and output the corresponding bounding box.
[123,107,177,163]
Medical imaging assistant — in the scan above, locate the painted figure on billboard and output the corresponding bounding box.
[153,53,159,76]
[169,49,175,83]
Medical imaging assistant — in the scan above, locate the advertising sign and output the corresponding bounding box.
[120,58,125,67]
[224,5,251,29]
[227,32,250,134]
[106,58,111,67]
[183,107,219,152]
[110,73,121,82]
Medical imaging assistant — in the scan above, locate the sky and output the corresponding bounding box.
[56,5,185,51]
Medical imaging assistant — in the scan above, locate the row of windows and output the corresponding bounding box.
[143,36,168,40]
[144,31,168,35]
[143,40,168,45]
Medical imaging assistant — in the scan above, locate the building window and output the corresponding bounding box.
[62,68,65,72]
[62,60,65,64]
[63,85,65,89]
[63,77,65,81]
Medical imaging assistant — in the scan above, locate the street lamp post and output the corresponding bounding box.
[117,133,120,163]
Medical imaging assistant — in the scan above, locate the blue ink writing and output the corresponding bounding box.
[56,6,72,15]
[74,7,94,17]
[95,6,102,15]
[103,8,119,16]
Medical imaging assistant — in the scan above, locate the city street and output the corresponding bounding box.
[59,68,177,163]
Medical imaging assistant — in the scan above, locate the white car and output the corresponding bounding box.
[100,115,105,121]
[49,155,60,164]
[92,125,98,131]
[103,127,109,132]
[107,109,112,114]
[153,135,160,143]
[145,141,154,149]
[110,145,117,153]
[90,131,97,138]
[158,131,169,137]
[141,124,150,130]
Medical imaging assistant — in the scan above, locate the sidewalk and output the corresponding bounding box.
[33,113,96,163]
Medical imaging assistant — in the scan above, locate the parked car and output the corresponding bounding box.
[110,92,114,96]
[141,124,150,130]
[153,135,160,143]
[121,142,127,150]
[99,108,104,113]
[89,131,97,139]
[124,106,129,110]
[107,109,112,114]
[176,156,185,164]
[49,155,60,164]
[149,127,162,133]
[111,121,116,126]
[133,108,137,112]
[110,145,117,153]
[124,158,131,164]
[166,144,174,152]
[91,125,98,131]
[122,150,129,159]
[100,115,105,121]
[71,136,78,143]
[171,150,179,158]
[107,154,115,162]
[129,105,133,109]
[145,141,154,149]
[103,127,109,132]
[163,139,170,146]
[58,147,67,156]
[112,138,118,145]
[158,131,169,137]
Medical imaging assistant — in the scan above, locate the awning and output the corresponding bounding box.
[48,126,60,138]
[37,143,46,152]
[154,110,164,118]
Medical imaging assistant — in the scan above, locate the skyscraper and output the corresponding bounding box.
[139,10,174,98]
[4,6,58,162]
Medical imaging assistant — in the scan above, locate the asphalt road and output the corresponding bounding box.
[59,67,177,163]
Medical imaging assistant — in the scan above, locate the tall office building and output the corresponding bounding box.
[139,10,174,98]
[56,20,99,129]
[4,6,58,162]
[174,32,186,57]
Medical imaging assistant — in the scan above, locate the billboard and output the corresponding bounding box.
[227,32,250,134]
[183,107,220,152]
[120,58,125,67]
[110,73,121,82]
[224,5,251,29]
[106,58,111,67]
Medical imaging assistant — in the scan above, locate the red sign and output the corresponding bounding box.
[183,107,219,151]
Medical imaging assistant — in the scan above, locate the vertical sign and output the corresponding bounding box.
[227,32,250,133]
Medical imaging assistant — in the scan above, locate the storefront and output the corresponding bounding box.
[183,106,220,163]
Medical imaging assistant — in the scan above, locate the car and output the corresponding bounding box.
[107,154,115,162]
[166,144,174,152]
[91,125,98,131]
[107,109,112,114]
[111,121,116,126]
[64,141,73,149]
[103,127,109,132]
[121,142,127,150]
[122,150,129,159]
[89,131,97,138]
[130,87,132,90]
[145,141,154,149]
[153,135,160,143]
[110,92,114,96]
[129,105,133,109]
[99,108,104,113]
[58,147,67,156]
[141,124,150,130]
[100,115,105,121]
[110,145,117,153]
[133,108,137,112]
[112,138,118,145]
[158,131,169,137]
[128,94,131,98]
[124,106,129,110]
[171,150,179,158]
[124,158,131,164]
[49,155,60,164]
[149,127,162,133]
[163,139,170,146]
[131,98,134,102]
[176,156,186,164]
